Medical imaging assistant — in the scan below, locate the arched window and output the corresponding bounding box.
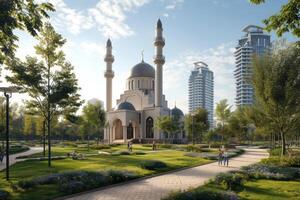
[127,123,133,139]
[146,117,154,138]
[138,80,140,89]
[131,80,134,90]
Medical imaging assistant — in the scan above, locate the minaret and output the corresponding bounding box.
[154,19,165,107]
[104,38,114,111]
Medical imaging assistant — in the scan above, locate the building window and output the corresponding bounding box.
[131,80,134,89]
[138,80,140,89]
[152,80,155,89]
[146,117,154,138]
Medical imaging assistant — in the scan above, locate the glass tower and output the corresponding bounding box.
[188,62,214,128]
[234,25,271,106]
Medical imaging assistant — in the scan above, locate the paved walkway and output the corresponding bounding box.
[0,147,43,171]
[65,148,268,200]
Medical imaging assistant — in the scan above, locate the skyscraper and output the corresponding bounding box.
[188,62,214,128]
[234,25,271,106]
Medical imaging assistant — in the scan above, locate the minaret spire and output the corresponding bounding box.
[154,18,165,107]
[104,38,114,111]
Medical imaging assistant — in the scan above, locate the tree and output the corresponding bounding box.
[215,99,232,142]
[6,23,82,166]
[155,116,177,142]
[250,0,300,38]
[252,43,300,156]
[185,108,209,144]
[0,0,54,75]
[80,100,106,150]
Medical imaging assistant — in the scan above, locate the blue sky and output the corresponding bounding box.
[2,0,295,113]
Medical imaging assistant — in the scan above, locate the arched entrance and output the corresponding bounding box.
[127,123,133,139]
[114,119,123,139]
[146,117,154,138]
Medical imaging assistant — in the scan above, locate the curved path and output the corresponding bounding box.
[0,147,43,171]
[64,148,268,200]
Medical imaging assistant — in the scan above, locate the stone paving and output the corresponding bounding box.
[0,147,43,171]
[65,148,268,200]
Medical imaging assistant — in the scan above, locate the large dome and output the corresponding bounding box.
[116,101,136,111]
[171,106,184,117]
[129,61,155,78]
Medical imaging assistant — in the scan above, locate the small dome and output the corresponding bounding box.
[117,102,136,111]
[171,106,184,117]
[129,61,155,78]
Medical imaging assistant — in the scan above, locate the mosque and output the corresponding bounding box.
[103,19,185,143]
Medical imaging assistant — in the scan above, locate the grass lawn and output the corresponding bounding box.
[0,145,213,200]
[239,179,300,200]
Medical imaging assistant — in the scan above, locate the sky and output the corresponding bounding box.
[1,0,296,114]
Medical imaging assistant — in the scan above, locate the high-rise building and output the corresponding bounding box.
[234,25,271,106]
[188,61,214,128]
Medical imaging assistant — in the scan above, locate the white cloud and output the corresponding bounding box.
[165,0,184,10]
[164,42,236,114]
[79,42,106,57]
[38,0,150,38]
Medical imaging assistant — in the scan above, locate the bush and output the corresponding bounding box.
[242,164,300,180]
[0,189,10,200]
[184,152,218,160]
[111,150,131,156]
[107,170,137,183]
[261,156,300,168]
[18,170,138,195]
[214,172,245,190]
[93,144,111,150]
[10,145,29,154]
[140,160,167,170]
[163,188,238,200]
[134,151,146,155]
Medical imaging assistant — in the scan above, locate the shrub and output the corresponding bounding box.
[134,151,146,155]
[186,144,202,152]
[93,144,111,150]
[261,156,300,168]
[10,145,29,154]
[162,188,238,200]
[0,189,10,200]
[107,170,137,183]
[18,170,138,195]
[140,160,167,170]
[214,172,245,190]
[111,150,131,156]
[242,164,300,180]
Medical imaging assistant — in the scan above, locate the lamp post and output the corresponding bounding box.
[0,86,19,181]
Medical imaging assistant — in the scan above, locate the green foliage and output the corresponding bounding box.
[9,145,29,154]
[252,43,300,155]
[185,108,209,143]
[18,170,138,195]
[6,23,82,165]
[0,0,54,66]
[140,160,167,170]
[154,116,178,137]
[261,155,300,168]
[214,172,245,190]
[0,189,10,200]
[242,164,300,180]
[250,0,300,38]
[111,150,131,156]
[162,188,239,200]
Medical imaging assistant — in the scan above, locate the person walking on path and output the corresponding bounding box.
[218,148,223,166]
[152,140,156,151]
[223,149,229,167]
[129,142,133,152]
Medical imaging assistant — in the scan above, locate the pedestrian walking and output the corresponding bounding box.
[152,140,156,151]
[223,149,229,167]
[127,142,130,151]
[218,148,223,166]
[129,142,133,152]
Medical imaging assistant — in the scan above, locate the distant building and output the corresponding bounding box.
[188,62,214,128]
[234,25,271,106]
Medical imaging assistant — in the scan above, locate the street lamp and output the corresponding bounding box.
[0,86,19,181]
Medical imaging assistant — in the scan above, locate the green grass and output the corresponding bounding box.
[239,179,300,200]
[0,145,212,200]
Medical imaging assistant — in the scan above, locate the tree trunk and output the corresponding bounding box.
[43,120,46,157]
[87,135,90,152]
[280,131,286,156]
